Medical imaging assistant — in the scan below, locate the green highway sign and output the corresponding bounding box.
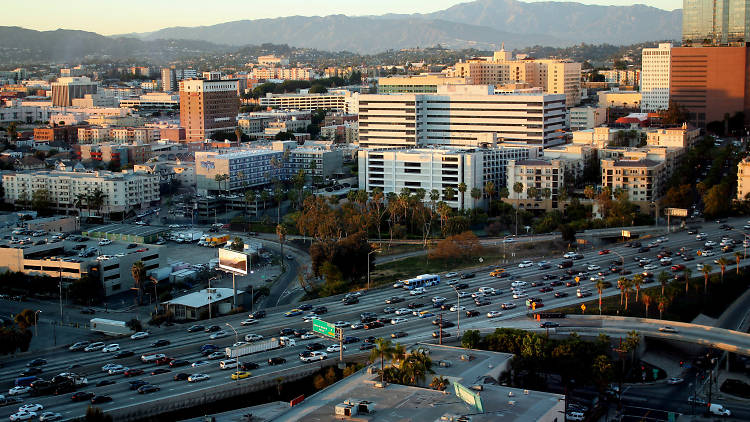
[312,318,336,338]
[454,382,484,413]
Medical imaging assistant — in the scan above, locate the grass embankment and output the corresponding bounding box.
[552,267,749,322]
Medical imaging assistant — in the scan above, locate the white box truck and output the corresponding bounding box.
[225,337,295,358]
[90,318,131,336]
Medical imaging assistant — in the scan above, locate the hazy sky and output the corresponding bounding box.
[7,0,684,35]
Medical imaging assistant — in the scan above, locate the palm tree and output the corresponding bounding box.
[596,279,606,315]
[436,201,451,234]
[74,193,88,217]
[429,189,440,211]
[213,174,229,195]
[484,181,496,203]
[541,188,552,202]
[735,251,743,275]
[617,276,628,306]
[429,376,450,391]
[259,190,269,211]
[457,182,467,212]
[444,186,456,202]
[88,188,107,217]
[701,264,712,293]
[244,190,256,216]
[276,224,287,271]
[234,127,243,143]
[273,185,284,224]
[513,182,523,235]
[623,278,633,311]
[470,188,482,210]
[527,186,539,201]
[392,343,406,364]
[131,261,146,305]
[642,293,652,317]
[632,274,644,303]
[717,257,729,283]
[658,295,668,320]
[683,268,692,294]
[369,338,394,385]
[658,271,670,296]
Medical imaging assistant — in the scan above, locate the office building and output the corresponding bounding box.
[683,0,750,45]
[120,93,179,111]
[641,43,673,111]
[258,92,351,111]
[51,77,98,106]
[737,157,750,201]
[179,79,240,142]
[568,106,607,131]
[377,74,469,93]
[195,149,285,195]
[358,85,566,149]
[597,90,643,109]
[34,124,87,144]
[161,68,177,92]
[670,45,750,127]
[2,170,159,217]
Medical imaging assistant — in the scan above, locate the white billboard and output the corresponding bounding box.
[218,248,248,275]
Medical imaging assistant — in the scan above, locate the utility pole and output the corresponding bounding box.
[438,313,443,345]
[453,286,461,339]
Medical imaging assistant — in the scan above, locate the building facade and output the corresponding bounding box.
[179,79,240,142]
[683,0,750,45]
[195,149,285,195]
[641,43,672,111]
[505,158,576,210]
[51,77,98,107]
[568,106,607,131]
[258,92,350,111]
[737,156,750,201]
[377,74,469,93]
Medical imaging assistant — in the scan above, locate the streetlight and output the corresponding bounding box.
[207,276,218,320]
[367,248,381,291]
[225,322,240,380]
[34,310,41,338]
[452,285,461,339]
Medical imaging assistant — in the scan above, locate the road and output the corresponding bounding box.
[0,217,748,420]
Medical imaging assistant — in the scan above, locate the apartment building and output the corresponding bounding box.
[51,77,98,107]
[599,69,641,86]
[250,67,317,81]
[505,158,582,210]
[641,43,672,111]
[601,158,666,204]
[377,74,469,93]
[34,124,88,143]
[597,90,642,109]
[358,85,566,149]
[161,68,177,92]
[77,126,112,143]
[646,124,701,149]
[737,157,750,201]
[568,106,607,131]
[79,143,151,165]
[195,149,285,195]
[321,122,359,143]
[258,92,351,111]
[111,127,159,144]
[2,170,159,216]
[179,79,240,142]
[286,146,344,180]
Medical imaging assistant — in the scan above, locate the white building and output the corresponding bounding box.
[259,91,353,112]
[506,158,578,210]
[2,170,159,216]
[641,43,672,111]
[358,85,566,149]
[568,106,607,131]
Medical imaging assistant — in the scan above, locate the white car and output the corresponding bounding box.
[108,366,128,375]
[8,386,30,395]
[513,292,528,299]
[431,296,447,303]
[245,334,263,343]
[19,404,43,413]
[232,341,248,348]
[449,305,466,312]
[394,308,411,316]
[643,264,658,270]
[10,412,36,421]
[487,311,502,318]
[300,351,327,362]
[326,344,347,353]
[130,331,149,340]
[518,260,533,268]
[300,332,317,340]
[101,363,122,372]
[445,272,458,278]
[391,317,408,324]
[410,287,426,296]
[563,252,577,259]
[333,321,349,328]
[188,373,210,382]
[705,240,717,247]
[659,257,672,264]
[501,302,517,310]
[102,344,120,353]
[84,342,105,352]
[587,265,600,271]
[240,319,257,326]
[511,281,527,288]
[98,239,112,246]
[191,360,210,368]
[478,287,496,295]
[39,412,63,422]
[702,250,715,257]
[697,263,704,271]
[207,351,224,360]
[458,291,471,298]
[210,331,229,339]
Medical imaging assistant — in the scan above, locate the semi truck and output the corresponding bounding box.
[225,337,295,359]
[90,318,131,336]
[30,373,87,396]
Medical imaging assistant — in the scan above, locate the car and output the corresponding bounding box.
[391,317,408,325]
[407,301,424,309]
[151,368,170,375]
[658,326,678,333]
[599,249,611,255]
[465,310,480,317]
[460,272,475,279]
[138,384,160,394]
[512,292,527,299]
[518,260,533,268]
[207,351,224,360]
[501,302,517,310]
[124,368,144,377]
[333,321,349,328]
[150,339,170,347]
[327,344,347,353]
[68,341,90,351]
[284,309,303,317]
[38,412,63,422]
[643,264,658,270]
[188,374,210,382]
[71,391,94,402]
[244,333,263,342]
[538,286,554,293]
[432,331,451,338]
[474,299,491,306]
[300,351,328,362]
[576,289,592,298]
[456,283,471,289]
[449,305,466,312]
[298,331,316,340]
[98,239,112,246]
[540,321,560,328]
[250,310,266,319]
[364,321,384,329]
[391,331,409,339]
[385,297,404,304]
[394,308,411,315]
[667,377,684,385]
[130,331,149,340]
[279,328,296,336]
[587,265,600,271]
[511,280,527,288]
[237,318,258,327]
[18,404,43,413]
[168,359,190,368]
[687,395,707,406]
[191,360,210,368]
[231,371,252,379]
[187,325,205,333]
[101,363,122,372]
[204,325,221,332]
[210,331,229,340]
[173,373,190,381]
[240,362,260,370]
[8,386,30,396]
[84,342,106,352]
[360,343,376,350]
[487,311,502,318]
[554,291,569,298]
[312,306,328,314]
[409,287,426,296]
[108,366,128,375]
[9,412,36,421]
[268,357,287,366]
[445,271,459,278]
[432,319,454,328]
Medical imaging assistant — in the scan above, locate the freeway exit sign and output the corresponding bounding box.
[312,318,336,338]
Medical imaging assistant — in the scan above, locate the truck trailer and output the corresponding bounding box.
[225,337,295,358]
[90,318,131,336]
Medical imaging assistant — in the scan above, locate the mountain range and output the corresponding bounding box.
[0,0,683,63]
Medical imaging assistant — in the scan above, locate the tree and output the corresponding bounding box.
[429,376,450,391]
[701,264,712,293]
[470,188,482,210]
[617,276,628,307]
[309,84,328,94]
[213,173,229,195]
[683,268,692,294]
[74,193,88,217]
[444,186,456,202]
[457,182,467,211]
[230,237,244,251]
[591,354,614,393]
[735,251,743,275]
[632,273,644,303]
[461,330,481,349]
[527,186,539,201]
[658,271,670,296]
[513,182,523,235]
[658,295,668,320]
[623,278,632,310]
[660,100,689,125]
[276,224,287,271]
[31,188,52,215]
[87,188,107,217]
[642,293,652,317]
[369,338,394,385]
[596,279,606,315]
[584,185,596,200]
[85,406,113,422]
[126,318,142,332]
[244,190,256,216]
[234,127,243,143]
[717,257,729,283]
[131,261,146,305]
[14,309,36,330]
[484,181,496,202]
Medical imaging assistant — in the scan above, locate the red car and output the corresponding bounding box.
[124,368,144,377]
[599,249,611,255]
[155,356,174,366]
[671,264,685,272]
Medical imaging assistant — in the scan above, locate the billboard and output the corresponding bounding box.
[665,208,688,217]
[218,248,248,275]
[454,382,484,413]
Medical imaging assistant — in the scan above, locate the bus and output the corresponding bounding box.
[401,274,440,290]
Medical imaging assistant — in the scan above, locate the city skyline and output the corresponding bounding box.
[4,0,684,35]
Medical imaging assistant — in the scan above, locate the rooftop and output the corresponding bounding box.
[84,223,169,238]
[164,287,242,308]
[611,159,661,168]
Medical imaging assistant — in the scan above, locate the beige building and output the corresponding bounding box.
[571,127,618,149]
[257,55,289,66]
[597,90,643,108]
[377,73,469,93]
[78,126,112,144]
[601,158,666,204]
[111,127,160,144]
[737,157,750,201]
[506,158,580,210]
[258,91,353,112]
[569,106,607,131]
[646,124,701,149]
[2,170,159,217]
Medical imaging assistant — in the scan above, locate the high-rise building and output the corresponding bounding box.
[51,76,98,106]
[737,156,750,200]
[358,85,566,149]
[670,45,750,127]
[683,0,750,45]
[161,68,177,92]
[641,43,673,111]
[179,79,240,142]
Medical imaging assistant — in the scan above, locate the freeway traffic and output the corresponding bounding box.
[0,217,748,420]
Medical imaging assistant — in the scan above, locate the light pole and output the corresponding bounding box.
[208,276,218,320]
[225,322,240,379]
[729,228,749,258]
[452,285,461,339]
[367,248,380,290]
[34,310,41,338]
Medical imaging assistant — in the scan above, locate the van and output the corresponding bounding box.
[566,411,585,421]
[708,403,731,416]
[219,360,238,370]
